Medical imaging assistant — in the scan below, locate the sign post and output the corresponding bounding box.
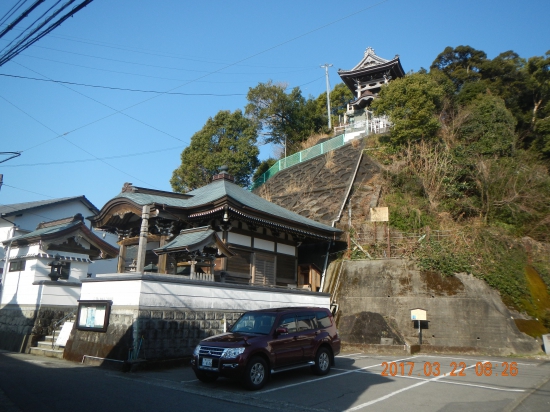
[370,207,389,257]
[411,308,427,345]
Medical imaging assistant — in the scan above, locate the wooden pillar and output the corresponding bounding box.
[158,236,167,274]
[136,205,150,273]
[117,244,127,273]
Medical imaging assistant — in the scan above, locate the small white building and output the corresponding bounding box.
[0,197,119,353]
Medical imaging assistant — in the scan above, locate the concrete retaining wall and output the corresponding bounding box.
[332,259,539,355]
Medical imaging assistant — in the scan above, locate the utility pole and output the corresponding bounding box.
[320,63,333,130]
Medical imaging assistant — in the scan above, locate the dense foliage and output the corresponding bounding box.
[368,46,550,327]
[170,110,259,192]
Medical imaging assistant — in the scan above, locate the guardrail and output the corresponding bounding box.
[250,115,391,190]
[250,133,345,190]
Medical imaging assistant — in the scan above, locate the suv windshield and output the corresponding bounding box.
[231,313,276,335]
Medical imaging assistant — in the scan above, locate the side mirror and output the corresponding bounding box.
[275,327,288,335]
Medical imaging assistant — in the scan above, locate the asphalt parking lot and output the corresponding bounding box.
[123,352,550,411]
[1,351,549,411]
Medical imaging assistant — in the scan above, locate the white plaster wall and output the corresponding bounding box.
[254,239,274,252]
[40,284,81,306]
[79,279,142,306]
[0,259,40,306]
[8,200,97,234]
[227,232,251,247]
[277,243,295,256]
[79,277,330,310]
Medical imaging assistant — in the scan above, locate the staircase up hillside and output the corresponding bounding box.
[253,137,382,230]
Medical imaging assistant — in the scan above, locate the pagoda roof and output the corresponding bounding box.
[92,175,342,240]
[338,47,405,92]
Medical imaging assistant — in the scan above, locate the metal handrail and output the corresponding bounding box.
[51,310,76,349]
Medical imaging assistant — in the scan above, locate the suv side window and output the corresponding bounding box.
[277,314,297,333]
[296,312,318,331]
[316,311,332,329]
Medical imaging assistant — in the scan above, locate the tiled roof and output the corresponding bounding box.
[115,179,340,233]
[9,220,81,242]
[155,227,215,253]
[0,196,99,217]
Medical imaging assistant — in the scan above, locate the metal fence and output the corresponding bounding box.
[350,225,461,259]
[250,113,392,190]
[250,133,346,190]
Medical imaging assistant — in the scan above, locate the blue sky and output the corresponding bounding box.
[1,0,549,213]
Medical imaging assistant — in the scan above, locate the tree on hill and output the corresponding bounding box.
[170,110,259,192]
[245,81,326,155]
[430,45,487,91]
[315,82,355,127]
[371,72,448,145]
[431,46,550,162]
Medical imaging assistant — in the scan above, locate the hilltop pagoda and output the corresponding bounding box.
[338,47,405,110]
[334,47,405,138]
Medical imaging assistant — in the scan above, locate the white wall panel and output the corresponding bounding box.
[227,232,251,247]
[277,243,295,256]
[254,238,274,252]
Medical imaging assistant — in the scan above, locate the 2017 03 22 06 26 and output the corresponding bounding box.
[381,361,519,377]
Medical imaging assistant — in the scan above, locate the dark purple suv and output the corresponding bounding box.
[190,307,340,390]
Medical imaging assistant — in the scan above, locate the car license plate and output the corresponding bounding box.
[201,357,212,367]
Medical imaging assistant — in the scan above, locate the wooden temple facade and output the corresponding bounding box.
[90,167,342,290]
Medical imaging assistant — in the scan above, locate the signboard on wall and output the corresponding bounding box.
[370,207,389,222]
[411,308,427,321]
[76,300,112,332]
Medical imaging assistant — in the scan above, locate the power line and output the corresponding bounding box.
[0,0,27,28]
[0,73,247,95]
[1,184,55,200]
[16,44,317,75]
[12,0,390,154]
[0,92,161,189]
[15,61,188,146]
[0,0,45,40]
[0,0,62,54]
[0,24,318,69]
[1,145,185,167]
[0,0,94,67]
[17,53,260,84]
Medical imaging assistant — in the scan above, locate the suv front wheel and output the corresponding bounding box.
[243,356,268,390]
[312,347,331,375]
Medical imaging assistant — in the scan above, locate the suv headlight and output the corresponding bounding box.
[221,347,245,358]
[193,345,201,357]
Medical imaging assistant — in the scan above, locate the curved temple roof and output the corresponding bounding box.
[93,177,342,240]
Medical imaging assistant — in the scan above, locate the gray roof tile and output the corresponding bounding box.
[116,179,340,233]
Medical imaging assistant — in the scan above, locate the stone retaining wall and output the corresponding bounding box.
[0,304,75,352]
[63,308,244,363]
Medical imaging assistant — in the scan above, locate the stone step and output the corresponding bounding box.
[36,341,64,350]
[29,347,64,359]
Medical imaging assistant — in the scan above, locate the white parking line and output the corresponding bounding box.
[336,353,362,358]
[256,356,418,394]
[343,361,489,411]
